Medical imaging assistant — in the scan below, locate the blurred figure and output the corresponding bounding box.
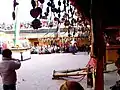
[110,80,120,90]
[115,49,120,76]
[60,81,84,90]
[0,49,21,90]
[69,43,78,55]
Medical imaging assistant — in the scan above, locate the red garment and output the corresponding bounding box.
[86,57,97,68]
[2,43,7,50]
[20,24,23,28]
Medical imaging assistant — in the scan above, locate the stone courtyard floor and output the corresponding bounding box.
[0,52,119,90]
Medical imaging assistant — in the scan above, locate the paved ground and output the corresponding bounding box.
[0,52,119,90]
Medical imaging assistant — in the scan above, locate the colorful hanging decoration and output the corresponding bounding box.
[69,0,91,18]
[12,0,19,20]
[29,0,91,38]
[38,0,44,4]
[30,0,45,29]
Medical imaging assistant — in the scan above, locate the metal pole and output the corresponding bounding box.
[20,52,23,61]
[13,0,20,46]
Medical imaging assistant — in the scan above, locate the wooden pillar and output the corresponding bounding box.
[91,0,105,90]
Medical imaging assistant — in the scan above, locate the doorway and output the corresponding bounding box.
[34,42,39,46]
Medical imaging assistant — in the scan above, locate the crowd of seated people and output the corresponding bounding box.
[30,37,90,54]
[30,43,90,55]
[31,45,62,54]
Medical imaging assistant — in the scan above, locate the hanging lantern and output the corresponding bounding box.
[54,17,59,21]
[70,6,73,13]
[64,20,70,26]
[49,22,53,27]
[51,3,55,8]
[30,8,41,18]
[12,11,15,20]
[68,27,71,33]
[44,12,49,17]
[41,16,47,19]
[47,2,51,7]
[50,0,53,3]
[63,13,68,18]
[58,13,61,18]
[64,5,66,12]
[13,0,19,10]
[36,7,42,14]
[31,19,41,29]
[58,0,61,6]
[46,7,49,13]
[58,7,61,13]
[71,18,77,25]
[68,33,71,37]
[67,0,69,6]
[31,0,36,9]
[39,14,42,19]
[51,8,55,12]
[38,0,44,4]
[61,18,65,22]
[63,0,66,4]
[54,8,59,13]
[73,28,76,36]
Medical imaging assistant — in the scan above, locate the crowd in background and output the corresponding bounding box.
[0,23,13,30]
[31,37,90,54]
[31,43,90,54]
[0,22,32,30]
[0,21,58,30]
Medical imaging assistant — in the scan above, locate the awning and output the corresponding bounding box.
[43,33,55,38]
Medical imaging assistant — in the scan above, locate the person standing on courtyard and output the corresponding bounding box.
[0,49,21,90]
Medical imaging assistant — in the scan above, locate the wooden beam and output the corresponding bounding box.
[105,26,120,29]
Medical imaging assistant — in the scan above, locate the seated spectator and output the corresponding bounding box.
[60,81,84,90]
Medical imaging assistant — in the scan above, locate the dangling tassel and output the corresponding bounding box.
[87,66,93,88]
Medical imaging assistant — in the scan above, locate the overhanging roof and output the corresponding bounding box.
[105,26,120,30]
[70,0,120,27]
